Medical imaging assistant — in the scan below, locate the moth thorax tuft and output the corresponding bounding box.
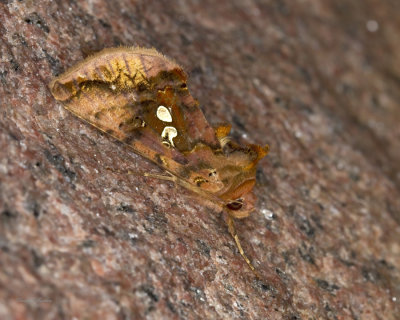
[219,137,231,148]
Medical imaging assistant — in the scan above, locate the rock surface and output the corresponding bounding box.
[0,0,399,319]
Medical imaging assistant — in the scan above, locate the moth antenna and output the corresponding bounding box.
[106,166,125,174]
[226,215,261,279]
[105,166,142,176]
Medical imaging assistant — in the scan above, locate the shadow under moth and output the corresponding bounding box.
[49,47,269,277]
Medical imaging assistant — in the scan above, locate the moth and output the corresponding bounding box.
[49,47,269,276]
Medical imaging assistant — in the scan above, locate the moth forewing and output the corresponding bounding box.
[50,46,268,277]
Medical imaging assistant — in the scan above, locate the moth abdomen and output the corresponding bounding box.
[49,47,184,101]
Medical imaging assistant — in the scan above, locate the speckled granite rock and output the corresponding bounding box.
[0,1,399,319]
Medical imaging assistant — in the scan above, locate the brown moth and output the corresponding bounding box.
[49,47,269,275]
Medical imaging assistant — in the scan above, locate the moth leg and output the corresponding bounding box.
[105,167,173,180]
[105,167,141,176]
[226,215,260,278]
[143,172,177,182]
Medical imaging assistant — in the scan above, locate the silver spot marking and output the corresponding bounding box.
[157,106,173,123]
[161,126,178,147]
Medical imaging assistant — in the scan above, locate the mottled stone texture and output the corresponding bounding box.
[0,0,399,319]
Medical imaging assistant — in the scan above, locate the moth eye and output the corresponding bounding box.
[161,126,178,147]
[180,83,187,88]
[226,199,243,211]
[156,105,173,122]
[208,169,217,177]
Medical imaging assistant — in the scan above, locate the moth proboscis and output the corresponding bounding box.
[49,47,269,278]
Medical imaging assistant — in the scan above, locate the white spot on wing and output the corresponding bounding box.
[157,106,173,122]
[161,126,178,147]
